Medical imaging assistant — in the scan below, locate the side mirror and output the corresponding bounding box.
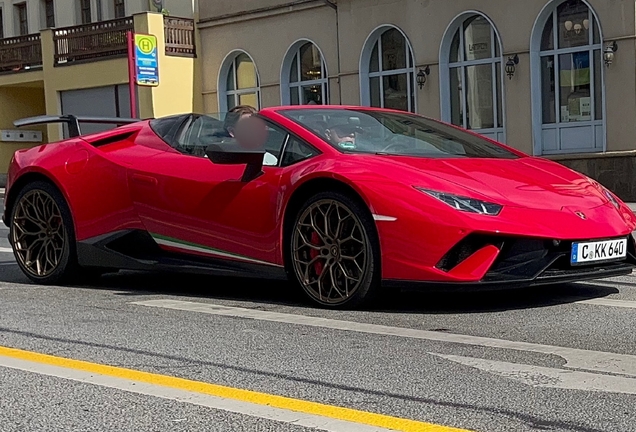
[205,143,265,182]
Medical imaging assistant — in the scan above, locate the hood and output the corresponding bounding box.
[358,154,609,211]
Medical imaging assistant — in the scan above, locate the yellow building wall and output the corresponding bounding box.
[0,71,45,88]
[0,86,48,174]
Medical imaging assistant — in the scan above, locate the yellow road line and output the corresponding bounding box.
[0,345,473,432]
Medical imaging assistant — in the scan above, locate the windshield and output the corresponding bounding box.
[279,108,519,159]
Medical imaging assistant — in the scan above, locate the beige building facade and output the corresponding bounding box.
[197,0,636,200]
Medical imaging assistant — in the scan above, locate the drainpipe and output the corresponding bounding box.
[322,0,341,104]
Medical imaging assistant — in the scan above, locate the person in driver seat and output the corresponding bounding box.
[325,124,361,150]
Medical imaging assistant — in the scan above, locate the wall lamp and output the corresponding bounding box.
[505,54,519,79]
[604,41,618,67]
[416,66,430,89]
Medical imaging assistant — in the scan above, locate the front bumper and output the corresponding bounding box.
[383,261,635,292]
[383,233,636,291]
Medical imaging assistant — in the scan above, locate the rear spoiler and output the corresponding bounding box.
[14,115,140,138]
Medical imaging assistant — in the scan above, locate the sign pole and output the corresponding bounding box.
[127,31,138,119]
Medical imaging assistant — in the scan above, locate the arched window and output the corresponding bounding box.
[219,51,260,112]
[531,0,604,154]
[281,40,328,105]
[440,13,505,143]
[360,26,416,112]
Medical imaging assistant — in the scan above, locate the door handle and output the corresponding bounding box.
[131,173,158,186]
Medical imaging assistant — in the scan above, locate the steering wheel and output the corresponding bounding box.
[380,141,411,153]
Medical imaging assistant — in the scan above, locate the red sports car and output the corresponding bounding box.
[3,106,636,308]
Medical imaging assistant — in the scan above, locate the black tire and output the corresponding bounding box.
[9,180,81,285]
[287,190,381,309]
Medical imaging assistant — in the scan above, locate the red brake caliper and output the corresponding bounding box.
[310,232,324,275]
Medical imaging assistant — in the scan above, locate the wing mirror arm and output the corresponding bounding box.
[205,144,265,182]
[240,161,264,182]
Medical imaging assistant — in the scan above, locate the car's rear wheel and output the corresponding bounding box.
[289,191,380,309]
[9,181,78,285]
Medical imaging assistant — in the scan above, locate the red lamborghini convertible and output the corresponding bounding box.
[3,105,636,308]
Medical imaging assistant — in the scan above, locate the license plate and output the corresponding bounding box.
[571,238,627,265]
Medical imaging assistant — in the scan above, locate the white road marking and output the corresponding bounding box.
[0,247,13,253]
[431,353,636,395]
[573,297,636,309]
[132,299,636,378]
[0,355,394,432]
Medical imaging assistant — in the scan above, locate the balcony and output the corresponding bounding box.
[164,17,196,57]
[0,34,43,74]
[54,17,133,65]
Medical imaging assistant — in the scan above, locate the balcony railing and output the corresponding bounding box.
[0,34,43,73]
[53,17,134,65]
[164,17,195,57]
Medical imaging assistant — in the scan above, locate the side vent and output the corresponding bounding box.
[85,131,137,147]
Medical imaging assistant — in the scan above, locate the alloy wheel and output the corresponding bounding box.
[292,199,369,305]
[11,189,66,278]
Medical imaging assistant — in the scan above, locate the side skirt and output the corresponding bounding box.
[76,230,289,280]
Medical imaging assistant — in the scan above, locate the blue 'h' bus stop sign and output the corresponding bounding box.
[135,34,159,86]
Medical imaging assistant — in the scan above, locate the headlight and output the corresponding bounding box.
[603,188,621,210]
[415,187,503,216]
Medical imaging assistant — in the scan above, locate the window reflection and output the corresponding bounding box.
[557,0,590,49]
[541,57,556,124]
[224,52,259,110]
[559,52,591,122]
[539,0,601,126]
[235,53,257,89]
[447,15,502,134]
[450,67,463,127]
[383,74,409,112]
[381,28,407,70]
[465,64,494,129]
[463,16,492,61]
[366,27,415,112]
[287,42,328,105]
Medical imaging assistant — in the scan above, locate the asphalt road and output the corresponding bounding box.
[1,219,636,431]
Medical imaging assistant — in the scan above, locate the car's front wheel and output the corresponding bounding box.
[9,180,78,285]
[289,191,381,309]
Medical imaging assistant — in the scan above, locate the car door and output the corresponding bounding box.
[127,114,290,267]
